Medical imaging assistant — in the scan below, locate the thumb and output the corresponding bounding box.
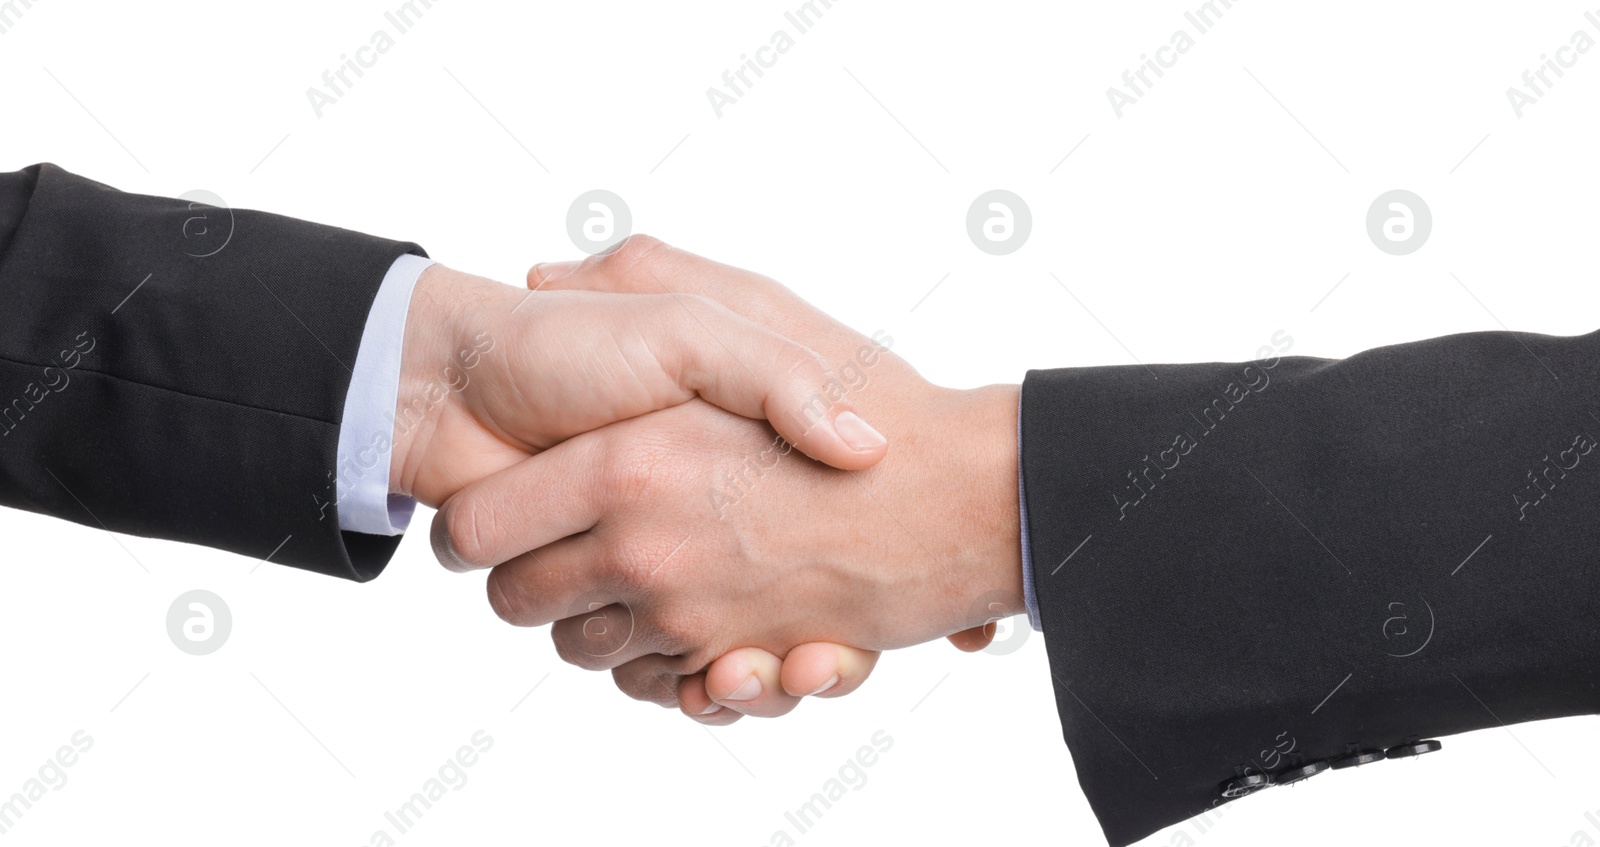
[643,292,889,472]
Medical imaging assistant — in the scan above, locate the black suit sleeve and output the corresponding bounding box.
[0,164,425,580]
[1021,328,1600,845]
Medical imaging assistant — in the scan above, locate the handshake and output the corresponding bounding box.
[394,235,1026,723]
[7,164,1581,845]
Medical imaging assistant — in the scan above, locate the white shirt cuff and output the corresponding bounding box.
[334,253,435,536]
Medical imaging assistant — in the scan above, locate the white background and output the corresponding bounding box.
[3,1,1600,845]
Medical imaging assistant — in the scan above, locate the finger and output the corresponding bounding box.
[779,642,881,699]
[678,673,743,726]
[483,534,619,628]
[527,239,776,346]
[527,237,889,472]
[550,602,654,672]
[611,653,692,708]
[527,235,698,297]
[643,294,888,471]
[431,435,605,572]
[946,623,998,653]
[704,647,801,718]
[530,248,773,332]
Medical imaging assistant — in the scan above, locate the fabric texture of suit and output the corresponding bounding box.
[0,164,422,580]
[1021,329,1600,844]
[10,163,1595,845]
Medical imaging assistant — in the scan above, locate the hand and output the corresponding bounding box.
[384,239,891,511]
[523,244,1006,722]
[429,240,1024,716]
[437,391,1021,705]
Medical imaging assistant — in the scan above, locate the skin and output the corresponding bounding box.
[429,237,1024,722]
[388,238,893,510]
[386,241,931,723]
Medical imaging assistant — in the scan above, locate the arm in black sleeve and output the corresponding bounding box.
[1021,327,1600,845]
[0,163,425,580]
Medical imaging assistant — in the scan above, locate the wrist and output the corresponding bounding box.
[390,264,505,505]
[762,379,1021,650]
[937,383,1025,631]
[389,264,449,501]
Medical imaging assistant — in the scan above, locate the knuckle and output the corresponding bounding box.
[598,233,667,274]
[649,604,706,652]
[780,343,828,382]
[553,629,611,671]
[611,667,660,703]
[597,442,659,508]
[485,569,528,626]
[733,275,794,324]
[443,499,499,568]
[649,674,682,707]
[557,603,638,670]
[607,541,661,594]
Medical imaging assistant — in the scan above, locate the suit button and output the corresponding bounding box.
[1386,739,1442,759]
[1218,772,1272,798]
[1274,758,1330,785]
[1329,747,1386,769]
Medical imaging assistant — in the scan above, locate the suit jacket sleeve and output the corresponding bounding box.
[0,163,425,580]
[1020,328,1600,845]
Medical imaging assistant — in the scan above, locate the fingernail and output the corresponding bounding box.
[806,674,840,697]
[531,261,580,285]
[698,703,723,716]
[833,411,887,452]
[722,675,762,702]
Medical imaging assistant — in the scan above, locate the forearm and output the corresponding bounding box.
[1022,327,1600,845]
[0,164,421,578]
